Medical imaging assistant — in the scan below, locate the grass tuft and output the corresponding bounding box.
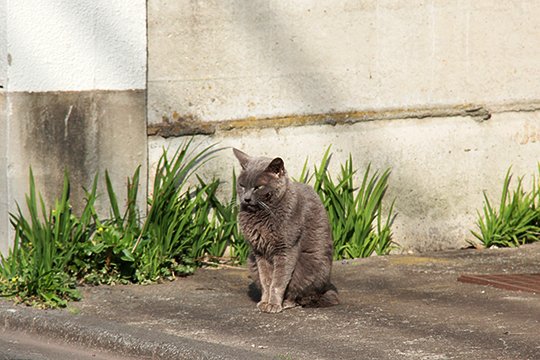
[472,166,540,248]
[0,140,245,307]
[0,170,83,307]
[298,146,397,259]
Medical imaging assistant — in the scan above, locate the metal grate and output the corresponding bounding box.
[458,274,540,294]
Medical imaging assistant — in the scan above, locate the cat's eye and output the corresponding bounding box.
[253,185,264,191]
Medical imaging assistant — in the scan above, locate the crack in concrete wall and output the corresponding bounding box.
[148,101,540,138]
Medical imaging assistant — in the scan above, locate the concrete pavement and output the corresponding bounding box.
[1,243,539,359]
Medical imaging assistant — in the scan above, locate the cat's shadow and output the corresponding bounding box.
[247,283,261,303]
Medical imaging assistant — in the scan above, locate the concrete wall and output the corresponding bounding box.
[0,1,147,254]
[0,0,8,254]
[148,1,540,252]
[7,1,145,91]
[2,1,539,254]
[0,0,6,88]
[148,1,540,123]
[0,90,7,255]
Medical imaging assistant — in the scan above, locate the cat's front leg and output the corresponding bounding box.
[255,256,273,310]
[260,250,298,313]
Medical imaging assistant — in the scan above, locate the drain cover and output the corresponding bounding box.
[458,274,540,294]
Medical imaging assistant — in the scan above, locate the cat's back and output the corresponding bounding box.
[289,181,333,259]
[289,181,330,229]
[290,181,325,209]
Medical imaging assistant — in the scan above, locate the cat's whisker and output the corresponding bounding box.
[257,200,276,218]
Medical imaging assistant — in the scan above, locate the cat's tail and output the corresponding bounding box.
[299,284,339,308]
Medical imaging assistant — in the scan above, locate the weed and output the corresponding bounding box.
[72,168,142,285]
[0,170,83,307]
[0,140,231,306]
[472,166,540,247]
[132,141,222,282]
[298,147,397,259]
[206,171,248,264]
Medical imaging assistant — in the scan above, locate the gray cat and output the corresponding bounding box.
[233,148,339,313]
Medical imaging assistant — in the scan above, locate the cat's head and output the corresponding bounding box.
[233,148,288,212]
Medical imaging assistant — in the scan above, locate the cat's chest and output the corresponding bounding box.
[239,212,284,253]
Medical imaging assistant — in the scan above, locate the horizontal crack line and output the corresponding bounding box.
[147,101,540,138]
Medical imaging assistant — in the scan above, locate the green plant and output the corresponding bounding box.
[0,170,86,307]
[298,147,396,259]
[206,171,248,264]
[190,176,232,260]
[472,166,540,248]
[71,168,143,285]
[0,139,234,306]
[133,143,248,272]
[130,140,224,282]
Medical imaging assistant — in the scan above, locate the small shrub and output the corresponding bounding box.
[70,168,143,285]
[131,141,233,282]
[200,171,248,264]
[0,139,238,306]
[472,166,540,248]
[297,147,397,259]
[0,170,84,307]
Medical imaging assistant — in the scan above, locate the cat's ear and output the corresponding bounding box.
[233,148,251,170]
[266,157,285,177]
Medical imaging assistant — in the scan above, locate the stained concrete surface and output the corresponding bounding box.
[1,90,148,255]
[147,1,540,123]
[6,90,147,216]
[0,330,132,360]
[1,243,540,359]
[150,111,540,253]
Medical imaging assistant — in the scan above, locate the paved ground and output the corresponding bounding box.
[1,243,539,360]
[0,330,131,360]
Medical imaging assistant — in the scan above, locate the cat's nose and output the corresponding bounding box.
[243,189,253,203]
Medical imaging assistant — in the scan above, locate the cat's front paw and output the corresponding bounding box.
[257,301,283,313]
[256,301,268,311]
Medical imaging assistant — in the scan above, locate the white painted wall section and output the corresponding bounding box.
[7,0,146,92]
[0,0,6,86]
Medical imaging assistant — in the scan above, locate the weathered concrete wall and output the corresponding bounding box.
[1,1,147,254]
[0,0,8,255]
[149,108,540,252]
[0,91,7,255]
[7,90,146,214]
[148,1,540,252]
[0,0,6,88]
[148,1,540,123]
